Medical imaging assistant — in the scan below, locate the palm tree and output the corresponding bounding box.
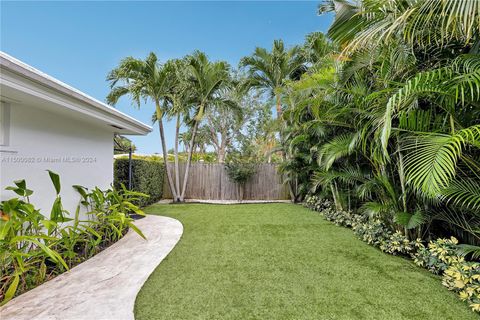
[302,31,336,70]
[287,0,480,243]
[163,58,193,202]
[319,0,480,55]
[106,53,179,200]
[179,51,233,201]
[179,132,191,153]
[240,39,306,118]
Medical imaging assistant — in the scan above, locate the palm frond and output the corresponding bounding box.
[402,125,480,196]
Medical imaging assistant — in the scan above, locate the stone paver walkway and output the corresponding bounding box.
[0,215,183,320]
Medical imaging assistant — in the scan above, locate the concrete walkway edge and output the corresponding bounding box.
[0,215,183,320]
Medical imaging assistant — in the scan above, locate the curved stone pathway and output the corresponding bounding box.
[0,215,183,320]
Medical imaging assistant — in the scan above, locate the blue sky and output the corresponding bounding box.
[1,1,332,154]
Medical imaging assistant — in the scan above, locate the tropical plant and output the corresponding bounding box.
[0,172,146,305]
[240,39,306,118]
[178,51,234,201]
[283,0,480,246]
[107,52,179,201]
[114,135,136,155]
[224,159,257,201]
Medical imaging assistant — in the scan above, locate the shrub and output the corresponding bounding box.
[304,195,332,212]
[352,219,390,247]
[413,237,465,274]
[304,195,420,256]
[304,195,365,229]
[0,172,146,305]
[224,161,257,200]
[443,261,480,312]
[114,158,164,207]
[379,231,422,256]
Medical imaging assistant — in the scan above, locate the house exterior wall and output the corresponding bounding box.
[0,101,114,217]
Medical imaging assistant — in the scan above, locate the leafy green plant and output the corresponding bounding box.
[224,160,257,200]
[443,260,480,312]
[0,176,68,306]
[114,157,164,207]
[413,237,464,274]
[73,184,147,243]
[0,171,147,305]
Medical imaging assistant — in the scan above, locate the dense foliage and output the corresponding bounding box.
[280,1,480,247]
[114,135,136,155]
[114,157,165,206]
[0,172,146,305]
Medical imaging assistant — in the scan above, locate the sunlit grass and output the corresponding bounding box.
[135,203,475,320]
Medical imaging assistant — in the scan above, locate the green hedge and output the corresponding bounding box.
[114,158,165,207]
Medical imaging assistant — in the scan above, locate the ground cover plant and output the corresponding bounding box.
[0,171,146,305]
[135,203,476,320]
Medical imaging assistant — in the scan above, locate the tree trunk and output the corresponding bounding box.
[218,134,227,163]
[396,137,407,213]
[288,180,296,202]
[275,94,282,118]
[239,183,244,202]
[156,102,177,201]
[180,120,199,201]
[218,149,226,163]
[173,114,181,202]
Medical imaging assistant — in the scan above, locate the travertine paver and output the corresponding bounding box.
[0,215,183,320]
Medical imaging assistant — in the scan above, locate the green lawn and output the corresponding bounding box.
[135,203,476,320]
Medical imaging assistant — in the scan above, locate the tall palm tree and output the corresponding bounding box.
[240,39,306,118]
[179,51,233,201]
[106,53,179,200]
[163,58,193,202]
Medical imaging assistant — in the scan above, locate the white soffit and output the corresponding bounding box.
[0,51,152,135]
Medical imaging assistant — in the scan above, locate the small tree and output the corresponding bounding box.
[224,160,256,201]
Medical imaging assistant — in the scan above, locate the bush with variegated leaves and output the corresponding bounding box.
[443,260,480,312]
[413,237,464,274]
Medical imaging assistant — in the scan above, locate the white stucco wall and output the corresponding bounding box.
[0,102,114,217]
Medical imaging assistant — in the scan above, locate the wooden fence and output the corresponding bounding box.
[162,163,290,200]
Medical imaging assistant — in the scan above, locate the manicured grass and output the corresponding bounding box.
[135,203,476,320]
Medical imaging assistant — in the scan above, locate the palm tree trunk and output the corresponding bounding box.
[396,137,407,213]
[174,114,181,202]
[275,94,282,118]
[180,120,199,201]
[156,102,177,201]
[218,134,227,163]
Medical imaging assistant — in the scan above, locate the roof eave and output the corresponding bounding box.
[0,51,152,135]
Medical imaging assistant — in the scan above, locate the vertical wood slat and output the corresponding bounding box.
[162,163,289,200]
